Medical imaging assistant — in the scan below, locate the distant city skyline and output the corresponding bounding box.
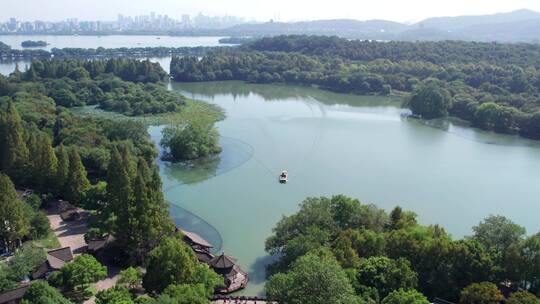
[2,0,540,23]
[0,12,248,34]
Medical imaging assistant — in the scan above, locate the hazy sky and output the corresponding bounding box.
[2,0,540,23]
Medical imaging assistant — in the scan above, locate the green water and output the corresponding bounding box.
[149,81,540,295]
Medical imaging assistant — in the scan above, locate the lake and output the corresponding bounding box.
[0,34,223,75]
[0,35,229,50]
[149,81,540,295]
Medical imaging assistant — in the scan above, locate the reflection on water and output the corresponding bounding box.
[411,117,540,148]
[162,136,254,189]
[169,203,223,253]
[173,80,402,107]
[173,81,540,147]
[147,125,254,257]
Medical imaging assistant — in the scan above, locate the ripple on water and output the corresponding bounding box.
[160,135,254,253]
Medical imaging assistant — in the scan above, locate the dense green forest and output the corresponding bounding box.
[0,57,203,178]
[2,58,188,116]
[0,58,225,303]
[264,195,540,304]
[170,35,540,139]
[247,36,540,67]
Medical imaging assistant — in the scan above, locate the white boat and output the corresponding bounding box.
[279,170,288,183]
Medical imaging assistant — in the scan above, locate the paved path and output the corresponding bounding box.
[46,201,120,304]
[83,267,121,304]
[46,202,89,255]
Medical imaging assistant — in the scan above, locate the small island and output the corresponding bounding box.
[21,40,48,48]
[218,37,255,44]
[161,121,222,161]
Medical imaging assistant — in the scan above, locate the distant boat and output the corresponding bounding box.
[279,171,288,184]
[156,37,161,39]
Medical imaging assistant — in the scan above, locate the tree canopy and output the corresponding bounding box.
[161,121,221,161]
[0,173,31,250]
[49,254,107,291]
[264,195,540,302]
[459,282,504,304]
[142,236,222,295]
[408,83,452,119]
[381,289,430,304]
[266,249,362,304]
[22,281,72,304]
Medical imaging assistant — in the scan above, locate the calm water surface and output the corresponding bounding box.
[151,81,540,295]
[0,35,223,75]
[0,35,228,50]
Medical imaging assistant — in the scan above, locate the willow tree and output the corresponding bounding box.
[0,100,29,184]
[0,174,30,250]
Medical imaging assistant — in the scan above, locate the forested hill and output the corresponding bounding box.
[222,9,540,43]
[171,35,540,139]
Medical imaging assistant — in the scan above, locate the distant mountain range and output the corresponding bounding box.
[218,9,540,43]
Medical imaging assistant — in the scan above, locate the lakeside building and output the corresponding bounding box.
[177,228,249,293]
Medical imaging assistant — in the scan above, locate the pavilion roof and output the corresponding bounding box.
[209,253,237,269]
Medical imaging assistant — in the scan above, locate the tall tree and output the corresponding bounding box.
[125,158,173,264]
[54,144,69,195]
[0,174,31,250]
[106,146,132,218]
[64,147,90,204]
[0,100,29,183]
[32,132,58,193]
[105,145,134,254]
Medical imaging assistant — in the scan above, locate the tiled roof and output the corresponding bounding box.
[0,284,29,304]
[209,253,236,269]
[32,247,73,279]
[47,247,73,263]
[195,250,215,264]
[180,229,213,248]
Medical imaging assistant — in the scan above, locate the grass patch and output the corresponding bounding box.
[70,99,224,126]
[38,230,61,249]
